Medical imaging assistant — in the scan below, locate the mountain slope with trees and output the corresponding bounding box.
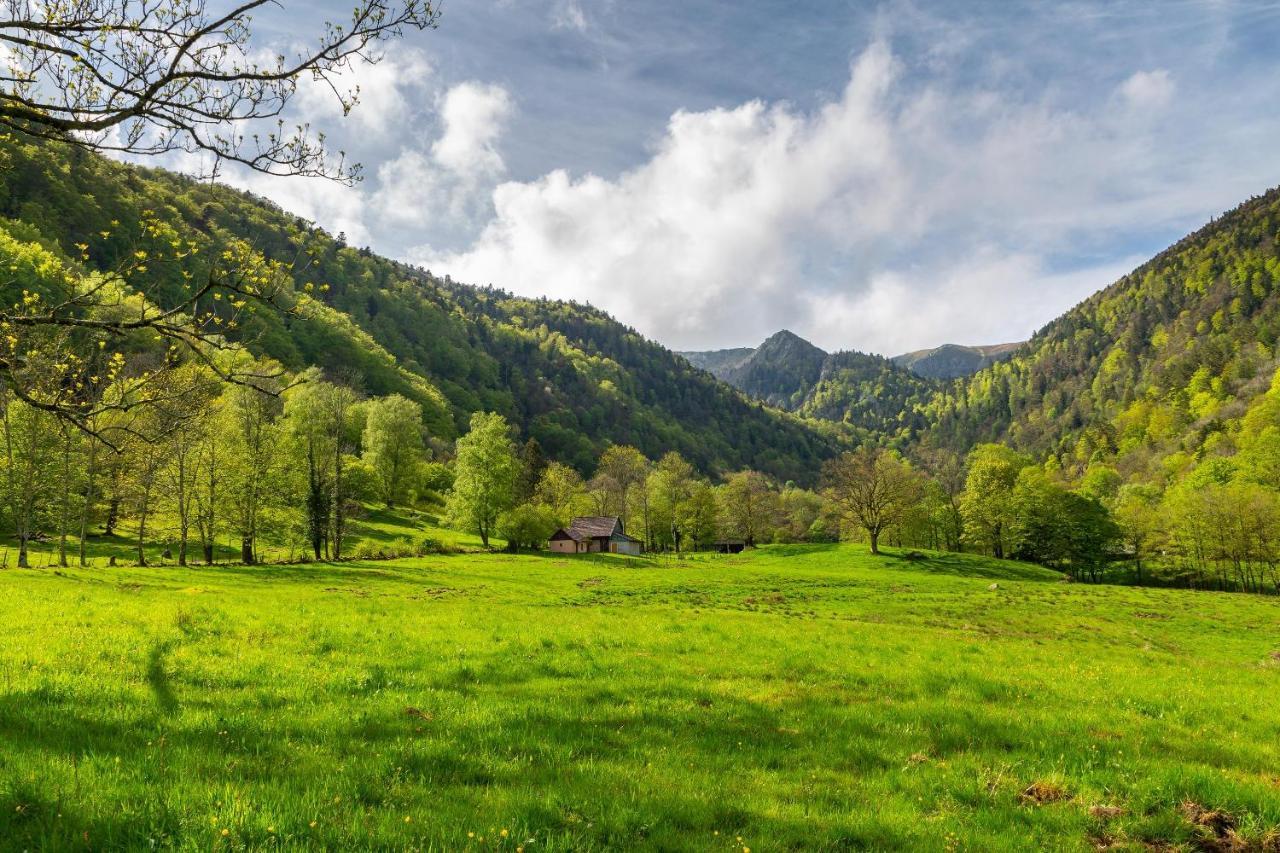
[0,133,837,481]
[919,186,1280,472]
[682,330,941,442]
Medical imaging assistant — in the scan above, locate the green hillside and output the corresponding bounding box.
[921,187,1280,474]
[2,543,1277,850]
[0,134,836,481]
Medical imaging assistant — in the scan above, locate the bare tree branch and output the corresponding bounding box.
[0,0,439,182]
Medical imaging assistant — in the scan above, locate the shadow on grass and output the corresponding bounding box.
[145,640,179,715]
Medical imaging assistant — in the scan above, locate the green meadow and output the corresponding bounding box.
[1,544,1278,851]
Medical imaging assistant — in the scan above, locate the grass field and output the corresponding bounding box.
[1,544,1278,850]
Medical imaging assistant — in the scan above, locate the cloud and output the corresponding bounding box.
[292,48,434,138]
[1118,69,1175,110]
[804,250,1147,356]
[367,81,514,234]
[430,82,514,180]
[414,42,1220,352]
[552,0,588,32]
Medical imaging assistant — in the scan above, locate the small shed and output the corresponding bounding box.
[714,539,747,554]
[549,516,644,555]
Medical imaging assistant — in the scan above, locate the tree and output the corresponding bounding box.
[648,452,695,551]
[680,481,719,551]
[53,422,86,568]
[960,444,1029,559]
[593,445,649,527]
[446,412,517,548]
[1,0,437,180]
[323,383,360,560]
[0,393,58,567]
[535,462,588,527]
[220,375,285,564]
[362,394,423,507]
[155,366,220,565]
[516,437,548,503]
[717,470,778,547]
[1011,468,1120,581]
[284,371,334,560]
[192,398,225,564]
[823,448,923,555]
[1113,483,1163,582]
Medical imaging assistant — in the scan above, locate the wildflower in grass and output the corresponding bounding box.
[468,831,475,838]
[221,828,229,837]
[310,821,317,828]
[501,828,509,837]
[404,816,412,823]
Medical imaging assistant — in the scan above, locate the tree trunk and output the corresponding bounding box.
[57,431,72,568]
[869,529,880,555]
[78,438,98,567]
[17,536,28,569]
[203,542,214,565]
[241,537,254,565]
[136,507,148,566]
[104,495,119,537]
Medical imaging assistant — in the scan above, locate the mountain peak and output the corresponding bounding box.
[756,329,826,358]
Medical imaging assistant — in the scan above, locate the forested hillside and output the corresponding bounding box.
[0,134,836,480]
[682,330,941,443]
[921,187,1280,474]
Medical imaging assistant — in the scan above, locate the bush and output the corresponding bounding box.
[351,537,418,560]
[498,504,560,551]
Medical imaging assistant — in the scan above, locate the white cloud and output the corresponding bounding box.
[804,250,1147,356]
[414,43,1214,352]
[1118,69,1175,110]
[293,48,434,138]
[367,81,515,232]
[430,82,514,180]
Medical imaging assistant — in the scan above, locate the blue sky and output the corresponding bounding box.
[226,0,1280,353]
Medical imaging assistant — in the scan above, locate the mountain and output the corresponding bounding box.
[679,346,755,377]
[893,342,1021,379]
[682,331,940,441]
[0,133,838,482]
[700,330,827,407]
[919,186,1280,479]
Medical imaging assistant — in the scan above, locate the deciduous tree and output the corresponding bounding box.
[823,448,923,555]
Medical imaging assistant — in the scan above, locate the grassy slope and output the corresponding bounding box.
[0,505,490,568]
[0,545,1277,850]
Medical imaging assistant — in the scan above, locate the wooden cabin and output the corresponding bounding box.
[549,516,644,555]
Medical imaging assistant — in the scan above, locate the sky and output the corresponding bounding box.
[201,0,1280,354]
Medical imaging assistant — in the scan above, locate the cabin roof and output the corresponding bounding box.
[568,516,624,538]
